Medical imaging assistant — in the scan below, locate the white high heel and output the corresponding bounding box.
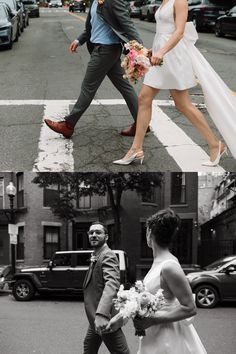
[113,151,144,165]
[202,141,228,167]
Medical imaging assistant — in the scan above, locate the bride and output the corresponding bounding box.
[113,0,236,166]
[107,208,207,354]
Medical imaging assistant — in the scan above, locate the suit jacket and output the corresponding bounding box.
[77,0,143,53]
[83,244,120,327]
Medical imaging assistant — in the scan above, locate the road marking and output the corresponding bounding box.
[32,101,74,172]
[68,12,86,22]
[0,99,225,172]
[151,102,224,172]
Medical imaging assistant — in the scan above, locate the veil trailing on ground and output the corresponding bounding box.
[183,22,236,159]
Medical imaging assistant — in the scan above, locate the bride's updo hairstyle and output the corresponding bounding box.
[146,208,180,248]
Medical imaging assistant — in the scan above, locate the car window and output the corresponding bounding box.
[75,253,91,266]
[205,257,236,270]
[22,0,36,4]
[230,6,236,14]
[53,254,72,266]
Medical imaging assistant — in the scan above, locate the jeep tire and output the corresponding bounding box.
[195,285,219,308]
[13,279,35,301]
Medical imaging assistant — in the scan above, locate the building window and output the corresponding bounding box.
[140,223,152,259]
[77,195,91,209]
[43,184,60,207]
[142,187,157,204]
[0,178,4,209]
[171,173,186,204]
[44,226,60,259]
[171,219,192,264]
[17,226,24,260]
[17,173,24,208]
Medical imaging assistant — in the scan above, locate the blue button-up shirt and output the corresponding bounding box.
[90,1,120,44]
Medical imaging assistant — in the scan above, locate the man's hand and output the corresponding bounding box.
[94,314,109,336]
[69,40,79,53]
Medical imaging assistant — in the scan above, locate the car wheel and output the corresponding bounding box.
[195,285,219,308]
[147,11,152,22]
[140,13,145,21]
[215,23,224,37]
[5,32,13,50]
[192,16,201,32]
[14,28,19,42]
[13,279,35,301]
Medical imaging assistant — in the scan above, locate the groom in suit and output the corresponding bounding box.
[45,0,147,138]
[83,221,130,354]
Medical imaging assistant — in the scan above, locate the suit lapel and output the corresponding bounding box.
[83,245,109,288]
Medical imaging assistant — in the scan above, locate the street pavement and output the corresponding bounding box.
[0,291,236,354]
[0,8,236,171]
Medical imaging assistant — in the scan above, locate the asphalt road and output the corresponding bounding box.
[0,292,236,354]
[0,8,236,172]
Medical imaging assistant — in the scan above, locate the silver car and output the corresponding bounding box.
[140,0,161,22]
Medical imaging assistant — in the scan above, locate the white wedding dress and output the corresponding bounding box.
[144,0,236,159]
[137,259,207,354]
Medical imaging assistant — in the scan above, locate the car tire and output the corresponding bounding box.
[5,32,13,50]
[147,11,152,22]
[140,13,145,21]
[14,28,19,42]
[192,16,202,32]
[13,279,35,301]
[195,285,219,308]
[215,23,224,37]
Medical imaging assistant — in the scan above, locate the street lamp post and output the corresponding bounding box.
[6,181,16,274]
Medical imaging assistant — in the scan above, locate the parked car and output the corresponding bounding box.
[68,0,86,13]
[48,0,62,8]
[11,250,129,301]
[187,255,236,308]
[215,5,236,37]
[127,0,143,18]
[181,263,201,275]
[187,0,234,31]
[1,0,23,34]
[140,0,161,22]
[21,0,39,17]
[17,0,29,28]
[0,2,19,48]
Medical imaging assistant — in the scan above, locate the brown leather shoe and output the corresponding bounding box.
[120,123,150,137]
[44,119,74,139]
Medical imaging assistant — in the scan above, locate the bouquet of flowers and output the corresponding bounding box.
[113,280,166,336]
[121,40,153,84]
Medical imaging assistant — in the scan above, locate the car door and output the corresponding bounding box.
[219,260,236,299]
[43,253,74,289]
[223,6,236,35]
[4,4,18,39]
[71,252,92,290]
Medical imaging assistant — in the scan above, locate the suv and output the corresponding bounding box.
[187,0,234,31]
[12,250,128,301]
[187,255,236,308]
[140,0,161,22]
[68,0,86,13]
[21,0,39,17]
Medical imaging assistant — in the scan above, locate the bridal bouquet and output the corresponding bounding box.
[121,40,152,84]
[113,280,166,336]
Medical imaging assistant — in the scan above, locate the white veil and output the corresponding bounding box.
[183,22,236,159]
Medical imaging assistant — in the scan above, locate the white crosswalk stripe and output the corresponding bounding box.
[0,99,225,172]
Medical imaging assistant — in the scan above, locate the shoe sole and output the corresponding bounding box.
[44,120,73,139]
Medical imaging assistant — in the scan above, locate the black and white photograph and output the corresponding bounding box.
[1,0,236,353]
[0,172,236,354]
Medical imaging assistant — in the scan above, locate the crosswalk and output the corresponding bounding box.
[0,99,226,172]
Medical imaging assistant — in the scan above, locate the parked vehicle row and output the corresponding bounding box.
[0,0,39,50]
[127,0,236,37]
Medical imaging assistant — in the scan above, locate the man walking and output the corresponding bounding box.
[45,0,145,139]
[83,221,130,354]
